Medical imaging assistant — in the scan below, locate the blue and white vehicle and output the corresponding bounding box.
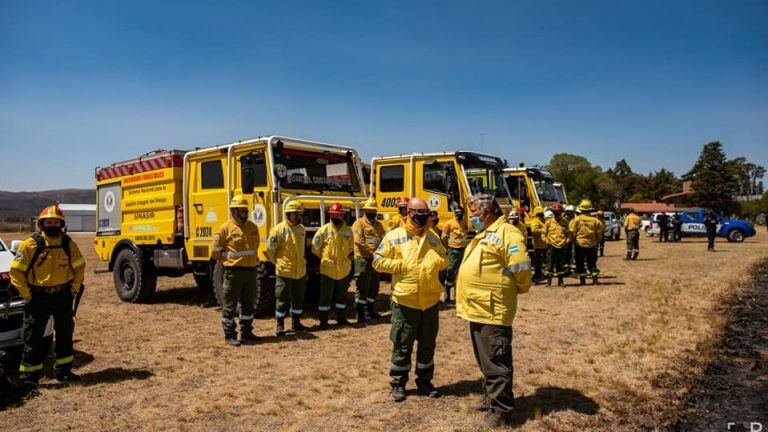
[649,209,756,242]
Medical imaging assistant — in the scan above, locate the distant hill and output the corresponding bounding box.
[0,189,95,219]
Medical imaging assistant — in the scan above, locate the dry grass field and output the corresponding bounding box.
[1,230,766,431]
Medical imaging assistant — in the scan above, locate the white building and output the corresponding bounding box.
[59,204,97,232]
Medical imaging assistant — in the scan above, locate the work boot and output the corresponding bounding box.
[356,304,369,323]
[225,335,241,347]
[579,276,586,286]
[19,371,42,387]
[336,311,349,326]
[54,367,81,383]
[367,303,381,320]
[470,395,491,411]
[624,253,632,260]
[546,276,552,287]
[276,318,286,336]
[593,275,599,285]
[292,314,308,332]
[443,287,452,304]
[318,311,330,330]
[557,276,565,287]
[477,411,507,428]
[391,385,406,403]
[240,332,261,344]
[631,251,639,260]
[417,381,440,398]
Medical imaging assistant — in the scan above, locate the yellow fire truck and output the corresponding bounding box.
[369,151,512,231]
[503,166,567,214]
[95,136,368,314]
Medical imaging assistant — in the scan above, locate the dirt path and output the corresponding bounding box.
[0,231,766,431]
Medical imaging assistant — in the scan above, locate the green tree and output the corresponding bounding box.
[546,153,602,206]
[645,168,681,201]
[684,141,740,213]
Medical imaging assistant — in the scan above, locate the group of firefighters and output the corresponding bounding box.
[6,196,666,427]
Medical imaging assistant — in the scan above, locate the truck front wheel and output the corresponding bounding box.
[113,248,157,303]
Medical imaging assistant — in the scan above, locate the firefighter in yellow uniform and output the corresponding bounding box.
[387,197,409,231]
[312,203,354,330]
[265,200,307,336]
[11,205,86,384]
[506,208,527,244]
[373,197,447,402]
[456,193,532,427]
[543,203,570,286]
[595,210,606,257]
[351,198,386,322]
[569,199,603,285]
[529,206,548,283]
[212,195,261,346]
[623,209,643,260]
[440,206,468,303]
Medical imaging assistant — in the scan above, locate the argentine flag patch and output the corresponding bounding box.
[508,245,520,254]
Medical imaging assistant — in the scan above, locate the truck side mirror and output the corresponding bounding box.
[10,240,22,254]
[240,155,255,195]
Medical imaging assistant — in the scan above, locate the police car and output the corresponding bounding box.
[0,237,54,352]
[648,210,756,242]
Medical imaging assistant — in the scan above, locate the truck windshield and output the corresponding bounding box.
[533,180,558,202]
[464,167,509,199]
[553,184,567,203]
[276,148,361,192]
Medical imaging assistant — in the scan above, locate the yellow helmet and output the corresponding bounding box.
[284,200,303,214]
[38,205,66,223]
[532,206,544,216]
[362,198,378,211]
[230,195,250,209]
[577,199,594,212]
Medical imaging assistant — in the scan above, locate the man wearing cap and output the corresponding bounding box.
[569,200,602,285]
[507,208,528,245]
[543,203,570,286]
[529,206,548,283]
[623,209,642,260]
[312,203,354,330]
[266,200,307,336]
[11,205,86,384]
[352,198,386,322]
[441,206,468,304]
[374,197,447,402]
[388,197,409,231]
[213,195,261,346]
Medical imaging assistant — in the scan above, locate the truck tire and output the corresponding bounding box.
[113,248,157,303]
[254,262,275,317]
[193,260,215,293]
[727,229,745,243]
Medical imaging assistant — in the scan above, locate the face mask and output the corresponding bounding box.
[42,226,62,237]
[411,213,429,227]
[234,210,248,223]
[470,215,484,231]
[331,218,343,227]
[365,212,377,221]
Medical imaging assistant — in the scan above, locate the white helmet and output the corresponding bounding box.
[544,210,554,218]
[565,205,575,212]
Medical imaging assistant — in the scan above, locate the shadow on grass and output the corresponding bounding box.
[40,367,154,389]
[443,381,599,427]
[149,286,217,307]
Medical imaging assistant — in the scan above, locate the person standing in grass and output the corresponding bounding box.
[456,193,532,428]
[623,209,642,260]
[441,206,468,304]
[373,197,447,403]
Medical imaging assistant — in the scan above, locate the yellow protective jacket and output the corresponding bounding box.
[624,213,642,231]
[312,222,354,280]
[212,219,260,267]
[543,216,570,248]
[569,214,603,248]
[10,233,86,298]
[352,216,385,259]
[265,220,307,279]
[441,218,468,249]
[372,224,448,310]
[456,216,532,326]
[529,217,548,250]
[387,214,406,231]
[513,220,528,245]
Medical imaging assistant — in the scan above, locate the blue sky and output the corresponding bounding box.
[2,0,766,191]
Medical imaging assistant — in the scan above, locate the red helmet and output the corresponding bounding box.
[396,197,410,208]
[551,203,563,212]
[328,202,345,216]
